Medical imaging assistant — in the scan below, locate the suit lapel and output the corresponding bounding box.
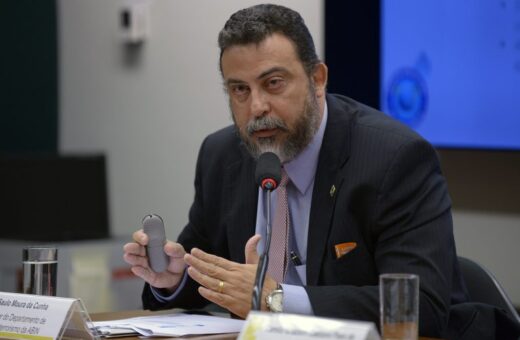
[224,150,258,264]
[307,94,352,285]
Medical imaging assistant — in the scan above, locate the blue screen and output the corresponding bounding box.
[381,0,520,149]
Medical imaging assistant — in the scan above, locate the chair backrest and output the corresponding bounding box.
[458,256,520,325]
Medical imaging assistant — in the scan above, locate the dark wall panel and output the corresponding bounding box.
[0,0,58,154]
[325,1,380,108]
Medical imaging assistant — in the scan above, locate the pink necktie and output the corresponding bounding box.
[268,169,290,283]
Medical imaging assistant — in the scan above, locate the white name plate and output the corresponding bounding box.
[238,311,380,340]
[0,291,98,340]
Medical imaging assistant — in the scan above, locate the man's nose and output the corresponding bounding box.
[250,90,269,118]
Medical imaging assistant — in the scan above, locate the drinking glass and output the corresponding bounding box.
[379,273,419,340]
[22,246,58,296]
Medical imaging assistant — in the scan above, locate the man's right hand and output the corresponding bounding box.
[123,229,186,293]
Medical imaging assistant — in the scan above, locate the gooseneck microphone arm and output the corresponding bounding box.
[251,152,281,311]
[251,192,271,310]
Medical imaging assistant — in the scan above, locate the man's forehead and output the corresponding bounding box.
[224,66,291,86]
[220,34,302,80]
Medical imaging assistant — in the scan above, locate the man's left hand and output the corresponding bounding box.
[183,234,278,318]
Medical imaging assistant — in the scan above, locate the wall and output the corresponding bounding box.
[0,0,58,153]
[59,0,323,238]
[440,149,520,306]
[59,0,520,306]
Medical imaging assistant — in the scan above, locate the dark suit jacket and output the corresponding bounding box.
[142,94,468,338]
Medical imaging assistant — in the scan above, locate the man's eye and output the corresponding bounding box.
[266,78,285,90]
[231,85,249,96]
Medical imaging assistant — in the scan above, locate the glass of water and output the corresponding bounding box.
[379,273,419,340]
[22,246,58,296]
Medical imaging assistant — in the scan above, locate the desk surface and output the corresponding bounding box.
[90,310,441,340]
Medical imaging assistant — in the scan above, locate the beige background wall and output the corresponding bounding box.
[59,0,323,238]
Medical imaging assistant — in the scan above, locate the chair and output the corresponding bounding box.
[458,256,520,325]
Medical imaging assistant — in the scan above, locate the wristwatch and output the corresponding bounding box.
[265,284,284,313]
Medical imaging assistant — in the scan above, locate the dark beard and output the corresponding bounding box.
[232,85,321,163]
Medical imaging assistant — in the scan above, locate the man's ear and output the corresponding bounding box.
[312,63,328,99]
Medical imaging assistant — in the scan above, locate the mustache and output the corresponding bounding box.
[246,116,289,136]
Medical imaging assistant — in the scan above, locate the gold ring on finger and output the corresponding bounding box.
[218,280,224,294]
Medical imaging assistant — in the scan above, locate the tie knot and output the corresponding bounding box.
[279,168,290,188]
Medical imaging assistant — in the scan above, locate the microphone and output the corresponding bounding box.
[251,152,281,311]
[254,152,282,191]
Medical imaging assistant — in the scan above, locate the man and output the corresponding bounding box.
[124,4,468,337]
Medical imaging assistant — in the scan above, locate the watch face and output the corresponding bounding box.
[268,290,283,312]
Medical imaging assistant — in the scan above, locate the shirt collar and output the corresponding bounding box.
[283,101,328,195]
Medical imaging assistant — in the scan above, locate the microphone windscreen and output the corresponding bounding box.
[255,152,281,189]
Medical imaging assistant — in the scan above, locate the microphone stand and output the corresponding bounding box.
[251,190,272,310]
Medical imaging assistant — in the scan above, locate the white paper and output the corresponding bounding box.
[92,313,244,337]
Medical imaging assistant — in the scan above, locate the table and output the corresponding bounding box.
[90,310,442,340]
